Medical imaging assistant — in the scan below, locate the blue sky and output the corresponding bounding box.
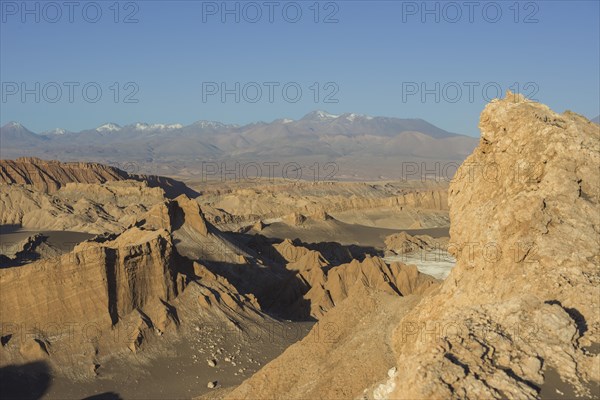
[1,0,599,136]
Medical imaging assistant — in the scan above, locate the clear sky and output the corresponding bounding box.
[1,0,599,136]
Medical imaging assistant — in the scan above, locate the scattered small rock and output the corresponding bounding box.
[388,367,397,378]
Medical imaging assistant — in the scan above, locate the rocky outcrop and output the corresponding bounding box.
[173,195,210,236]
[199,181,449,230]
[192,262,262,315]
[0,181,166,234]
[0,228,181,328]
[0,233,65,267]
[385,93,600,399]
[0,226,187,370]
[384,231,448,256]
[0,190,260,374]
[303,256,438,318]
[0,157,128,193]
[282,212,307,226]
[269,239,438,319]
[0,157,198,198]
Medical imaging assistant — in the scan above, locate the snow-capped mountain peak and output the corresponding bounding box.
[43,128,69,135]
[96,123,122,132]
[301,111,376,122]
[342,113,374,122]
[191,120,238,129]
[192,120,221,128]
[1,121,34,134]
[302,110,340,121]
[132,123,184,131]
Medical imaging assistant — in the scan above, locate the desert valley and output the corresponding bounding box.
[0,93,598,399]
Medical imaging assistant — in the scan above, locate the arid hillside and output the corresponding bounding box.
[0,159,443,399]
[0,157,198,198]
[223,93,600,399]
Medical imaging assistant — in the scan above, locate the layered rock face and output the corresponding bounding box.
[0,157,128,193]
[387,93,600,398]
[0,157,197,198]
[0,181,166,233]
[212,188,448,217]
[0,228,181,329]
[384,231,448,255]
[198,181,448,229]
[301,256,438,318]
[267,239,438,319]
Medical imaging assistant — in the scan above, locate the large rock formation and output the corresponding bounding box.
[0,157,198,198]
[0,158,128,193]
[198,181,449,231]
[2,171,441,383]
[0,193,261,374]
[387,93,600,398]
[264,239,439,319]
[0,181,167,233]
[0,228,182,329]
[384,231,448,255]
[301,256,438,318]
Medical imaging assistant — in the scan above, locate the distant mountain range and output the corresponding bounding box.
[0,111,480,180]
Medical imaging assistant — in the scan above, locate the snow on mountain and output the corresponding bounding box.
[5,121,24,129]
[190,120,238,129]
[302,110,340,121]
[0,121,47,144]
[341,113,374,122]
[1,121,36,135]
[42,128,70,135]
[132,123,183,131]
[301,111,379,122]
[96,123,122,132]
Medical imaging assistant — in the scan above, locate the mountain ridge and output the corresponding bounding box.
[1,110,464,138]
[0,112,479,180]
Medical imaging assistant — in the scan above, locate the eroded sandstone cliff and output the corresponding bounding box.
[385,93,600,399]
[225,93,600,399]
[0,157,197,198]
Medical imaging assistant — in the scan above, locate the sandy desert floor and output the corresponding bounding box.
[40,321,314,400]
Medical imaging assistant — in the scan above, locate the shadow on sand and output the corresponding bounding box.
[0,361,51,400]
[0,224,22,235]
[82,392,124,400]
